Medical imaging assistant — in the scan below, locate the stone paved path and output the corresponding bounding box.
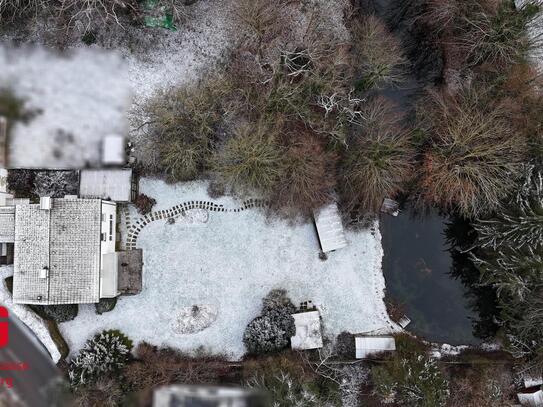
[125,198,269,250]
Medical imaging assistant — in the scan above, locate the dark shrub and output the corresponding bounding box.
[273,130,337,215]
[81,31,97,45]
[335,331,355,359]
[33,170,79,198]
[243,289,296,354]
[30,304,78,323]
[95,297,117,315]
[7,169,35,198]
[4,276,12,294]
[211,121,285,196]
[134,193,156,215]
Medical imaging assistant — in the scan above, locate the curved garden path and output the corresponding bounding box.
[125,198,269,250]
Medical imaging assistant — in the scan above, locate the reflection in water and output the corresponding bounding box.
[381,208,499,345]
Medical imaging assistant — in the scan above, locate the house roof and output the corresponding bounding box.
[290,310,323,350]
[0,206,15,243]
[79,168,133,202]
[313,203,347,253]
[13,198,102,305]
[355,336,396,359]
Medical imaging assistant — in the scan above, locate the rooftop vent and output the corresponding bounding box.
[39,267,49,279]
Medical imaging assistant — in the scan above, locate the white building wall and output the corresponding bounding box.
[99,201,118,298]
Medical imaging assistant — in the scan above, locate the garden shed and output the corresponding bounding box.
[313,203,347,253]
[79,168,136,203]
[355,335,396,359]
[290,310,323,350]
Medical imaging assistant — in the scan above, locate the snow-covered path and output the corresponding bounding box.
[60,180,396,359]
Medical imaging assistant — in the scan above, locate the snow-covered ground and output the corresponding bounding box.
[61,179,396,359]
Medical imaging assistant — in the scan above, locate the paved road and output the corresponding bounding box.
[0,315,62,407]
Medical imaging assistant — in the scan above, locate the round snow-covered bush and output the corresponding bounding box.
[68,330,132,387]
[243,289,296,354]
[243,313,294,354]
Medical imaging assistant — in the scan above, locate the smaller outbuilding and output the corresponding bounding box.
[79,168,136,203]
[313,203,347,253]
[355,335,396,359]
[290,310,323,350]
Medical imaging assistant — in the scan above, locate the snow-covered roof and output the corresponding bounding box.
[518,390,543,407]
[290,310,323,350]
[13,198,102,305]
[313,203,347,253]
[0,206,15,243]
[102,135,126,166]
[79,169,133,202]
[355,336,396,359]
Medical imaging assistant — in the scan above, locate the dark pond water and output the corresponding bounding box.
[381,209,483,345]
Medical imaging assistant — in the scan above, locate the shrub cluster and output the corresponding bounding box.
[29,304,78,323]
[372,334,449,406]
[7,170,79,200]
[137,4,416,217]
[134,193,156,215]
[243,289,296,354]
[416,86,526,218]
[68,330,132,387]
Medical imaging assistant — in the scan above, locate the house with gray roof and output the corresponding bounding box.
[12,197,121,305]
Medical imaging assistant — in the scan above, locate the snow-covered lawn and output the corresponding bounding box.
[60,179,395,359]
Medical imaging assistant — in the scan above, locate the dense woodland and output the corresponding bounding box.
[2,0,543,406]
